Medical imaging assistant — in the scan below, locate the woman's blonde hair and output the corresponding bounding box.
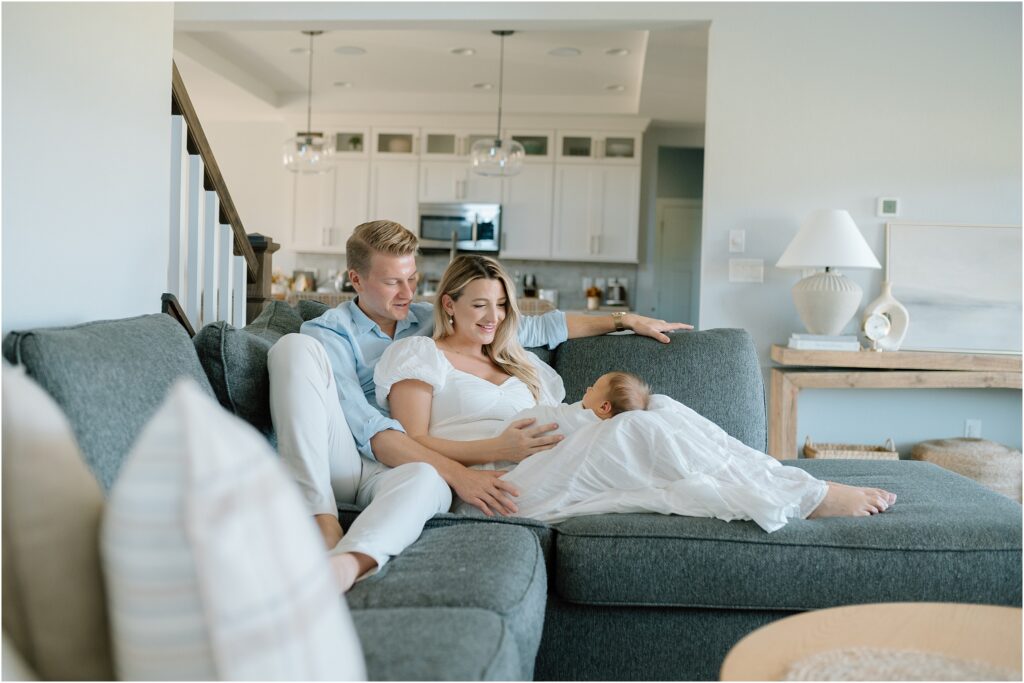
[434,255,541,399]
[346,220,419,275]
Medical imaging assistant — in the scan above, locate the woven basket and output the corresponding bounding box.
[912,438,1022,502]
[803,436,898,460]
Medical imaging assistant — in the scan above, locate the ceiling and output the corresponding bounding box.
[173,25,708,125]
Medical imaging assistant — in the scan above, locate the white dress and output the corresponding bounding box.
[374,337,828,532]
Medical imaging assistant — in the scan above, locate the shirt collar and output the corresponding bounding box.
[350,297,423,337]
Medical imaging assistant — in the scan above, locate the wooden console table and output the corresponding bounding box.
[768,345,1022,459]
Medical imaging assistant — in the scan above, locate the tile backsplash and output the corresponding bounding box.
[292,252,639,312]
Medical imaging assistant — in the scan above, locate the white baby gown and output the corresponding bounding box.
[374,337,828,532]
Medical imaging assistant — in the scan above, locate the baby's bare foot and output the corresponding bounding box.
[329,553,361,593]
[809,483,892,519]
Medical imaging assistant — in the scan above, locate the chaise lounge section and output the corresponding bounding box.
[4,303,1020,680]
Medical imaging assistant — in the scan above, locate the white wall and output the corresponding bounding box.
[2,2,175,333]
[697,3,1022,451]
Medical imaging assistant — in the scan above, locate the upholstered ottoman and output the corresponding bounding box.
[346,523,548,681]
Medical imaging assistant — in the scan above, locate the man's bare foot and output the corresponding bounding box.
[328,552,378,593]
[315,513,344,550]
[809,482,893,519]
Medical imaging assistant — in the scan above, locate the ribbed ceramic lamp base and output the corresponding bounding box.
[792,271,863,335]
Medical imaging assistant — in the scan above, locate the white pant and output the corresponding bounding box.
[267,333,452,573]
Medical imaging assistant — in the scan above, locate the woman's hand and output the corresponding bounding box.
[494,418,564,462]
[449,468,521,517]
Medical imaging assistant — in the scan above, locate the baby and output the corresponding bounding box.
[502,371,652,438]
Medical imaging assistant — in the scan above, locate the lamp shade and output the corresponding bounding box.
[470,137,525,177]
[776,210,881,269]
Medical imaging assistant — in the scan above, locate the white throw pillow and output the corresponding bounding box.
[1,363,113,680]
[101,378,365,681]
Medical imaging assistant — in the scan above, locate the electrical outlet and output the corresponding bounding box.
[729,258,764,283]
[964,419,982,438]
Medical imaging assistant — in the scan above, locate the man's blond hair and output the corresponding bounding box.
[605,372,651,416]
[346,220,419,274]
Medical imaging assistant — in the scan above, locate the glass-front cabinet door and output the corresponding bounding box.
[504,129,554,162]
[556,131,641,164]
[333,129,369,158]
[372,128,419,159]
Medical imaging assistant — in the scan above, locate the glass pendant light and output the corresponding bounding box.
[471,30,525,177]
[283,30,333,174]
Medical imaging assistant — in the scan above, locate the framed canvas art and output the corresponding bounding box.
[886,222,1022,353]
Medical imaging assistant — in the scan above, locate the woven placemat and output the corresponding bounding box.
[783,647,1018,681]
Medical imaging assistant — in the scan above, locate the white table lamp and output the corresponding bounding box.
[776,209,881,335]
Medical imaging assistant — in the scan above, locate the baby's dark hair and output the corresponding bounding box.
[605,371,652,416]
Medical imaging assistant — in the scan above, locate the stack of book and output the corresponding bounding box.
[788,333,861,351]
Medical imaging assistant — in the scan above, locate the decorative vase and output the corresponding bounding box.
[862,280,910,350]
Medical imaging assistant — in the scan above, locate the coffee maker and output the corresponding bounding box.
[605,277,627,306]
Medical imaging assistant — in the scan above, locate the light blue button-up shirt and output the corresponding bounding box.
[300,299,568,460]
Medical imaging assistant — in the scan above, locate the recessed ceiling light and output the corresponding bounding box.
[334,46,366,56]
[548,47,581,57]
[334,81,353,88]
[605,48,631,57]
[472,82,494,90]
[289,47,311,55]
[605,84,626,92]
[451,47,476,56]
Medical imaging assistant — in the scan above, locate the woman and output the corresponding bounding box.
[374,255,895,531]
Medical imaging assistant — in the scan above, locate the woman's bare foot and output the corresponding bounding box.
[328,552,377,593]
[809,482,894,519]
[832,481,897,507]
[315,513,344,549]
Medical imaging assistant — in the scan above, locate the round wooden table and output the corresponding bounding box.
[720,602,1022,681]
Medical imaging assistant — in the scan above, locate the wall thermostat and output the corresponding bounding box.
[877,197,901,217]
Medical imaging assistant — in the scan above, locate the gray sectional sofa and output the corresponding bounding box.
[4,302,1021,680]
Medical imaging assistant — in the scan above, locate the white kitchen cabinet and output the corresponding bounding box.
[421,128,496,159]
[332,128,370,158]
[552,165,639,263]
[420,161,501,203]
[370,161,419,230]
[330,160,370,247]
[556,131,642,165]
[500,163,554,259]
[291,168,336,251]
[504,129,555,162]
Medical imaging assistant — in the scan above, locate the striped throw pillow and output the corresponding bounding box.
[101,379,365,680]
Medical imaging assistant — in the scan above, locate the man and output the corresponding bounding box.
[268,220,691,591]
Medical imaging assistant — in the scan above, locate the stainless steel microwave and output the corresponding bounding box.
[418,203,501,253]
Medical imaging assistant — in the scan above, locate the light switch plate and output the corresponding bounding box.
[729,229,745,253]
[729,258,764,283]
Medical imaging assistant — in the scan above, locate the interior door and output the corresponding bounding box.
[653,199,702,325]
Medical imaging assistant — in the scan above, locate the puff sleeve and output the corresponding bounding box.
[374,336,449,410]
[526,352,566,406]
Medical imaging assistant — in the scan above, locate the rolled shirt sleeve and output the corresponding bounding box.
[518,309,568,350]
[301,321,406,460]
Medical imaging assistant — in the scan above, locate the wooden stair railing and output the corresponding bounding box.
[166,61,276,328]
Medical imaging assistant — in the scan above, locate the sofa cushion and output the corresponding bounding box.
[353,608,521,681]
[101,379,365,680]
[193,301,304,439]
[346,523,546,679]
[1,364,114,680]
[2,314,213,490]
[553,460,1022,610]
[298,299,331,321]
[552,329,766,450]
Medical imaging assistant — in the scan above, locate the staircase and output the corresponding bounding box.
[164,62,277,335]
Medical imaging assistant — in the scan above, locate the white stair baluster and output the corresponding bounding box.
[232,255,247,326]
[218,224,232,323]
[185,155,205,328]
[202,191,219,327]
[169,116,188,299]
